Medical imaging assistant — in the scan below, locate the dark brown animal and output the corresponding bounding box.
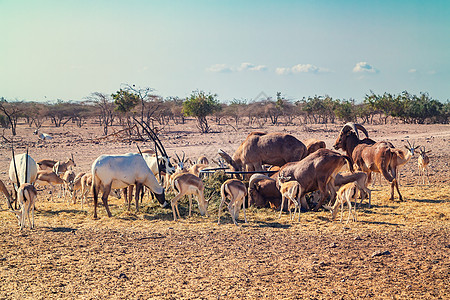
[303,138,326,156]
[333,123,402,201]
[278,149,354,211]
[248,174,282,209]
[219,132,307,173]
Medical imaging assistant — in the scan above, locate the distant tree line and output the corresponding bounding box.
[0,88,448,135]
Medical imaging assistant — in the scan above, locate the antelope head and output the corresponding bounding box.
[333,122,369,150]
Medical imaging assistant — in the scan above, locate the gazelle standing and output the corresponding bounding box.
[418,146,431,185]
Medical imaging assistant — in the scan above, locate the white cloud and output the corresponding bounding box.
[206,64,233,73]
[353,62,378,73]
[207,62,267,73]
[275,63,329,75]
[408,68,417,73]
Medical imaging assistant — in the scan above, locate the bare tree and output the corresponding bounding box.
[0,98,24,135]
[86,92,116,135]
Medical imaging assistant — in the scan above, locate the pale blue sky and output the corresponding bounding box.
[1,0,449,103]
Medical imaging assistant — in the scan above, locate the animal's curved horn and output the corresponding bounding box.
[339,122,358,139]
[354,124,369,138]
[182,151,186,163]
[134,117,168,158]
[248,174,274,188]
[174,152,181,163]
[11,146,21,189]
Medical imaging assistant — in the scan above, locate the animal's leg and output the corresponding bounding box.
[279,195,286,218]
[393,178,403,201]
[188,195,192,217]
[135,183,143,212]
[242,195,247,223]
[170,193,184,221]
[93,185,99,219]
[101,184,112,218]
[31,204,35,229]
[217,198,224,225]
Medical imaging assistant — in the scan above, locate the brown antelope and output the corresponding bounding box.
[331,182,358,224]
[333,171,371,208]
[418,146,431,185]
[218,179,247,226]
[69,171,86,204]
[62,170,76,199]
[52,154,76,175]
[333,122,402,202]
[278,176,302,221]
[35,170,66,200]
[0,179,13,210]
[391,140,419,185]
[11,183,38,230]
[170,173,208,221]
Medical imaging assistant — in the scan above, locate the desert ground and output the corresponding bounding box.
[0,119,449,299]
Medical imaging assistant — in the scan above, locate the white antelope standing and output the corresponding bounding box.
[9,153,38,192]
[218,179,247,226]
[91,153,167,219]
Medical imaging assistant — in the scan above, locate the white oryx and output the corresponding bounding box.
[91,153,168,219]
[9,153,38,192]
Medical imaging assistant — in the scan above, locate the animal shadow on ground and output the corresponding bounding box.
[44,227,77,233]
[409,198,448,204]
[253,220,291,229]
[38,209,86,217]
[359,220,405,226]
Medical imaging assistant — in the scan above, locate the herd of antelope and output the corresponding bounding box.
[0,122,434,230]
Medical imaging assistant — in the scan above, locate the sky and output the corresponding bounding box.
[1,0,449,103]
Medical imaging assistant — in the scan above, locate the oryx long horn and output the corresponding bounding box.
[134,117,167,158]
[25,148,29,185]
[136,144,143,156]
[11,145,21,189]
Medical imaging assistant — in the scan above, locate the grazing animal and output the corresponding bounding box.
[278,176,302,221]
[333,171,371,208]
[218,179,247,226]
[35,170,66,200]
[33,129,52,141]
[36,159,57,171]
[247,174,282,209]
[0,179,13,210]
[303,138,326,157]
[62,170,76,199]
[170,173,208,221]
[278,148,354,211]
[333,122,402,202]
[11,183,38,230]
[218,132,307,173]
[69,171,86,204]
[9,153,38,191]
[418,146,431,185]
[52,154,76,176]
[331,182,358,223]
[91,153,167,219]
[197,155,209,165]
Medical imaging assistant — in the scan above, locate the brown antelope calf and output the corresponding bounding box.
[218,179,247,226]
[170,173,209,221]
[62,170,76,199]
[278,180,302,221]
[418,146,431,185]
[11,183,38,230]
[331,182,358,224]
[69,171,86,204]
[52,154,76,175]
[0,179,13,209]
[35,170,67,201]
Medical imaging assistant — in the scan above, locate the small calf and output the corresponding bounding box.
[278,181,302,221]
[11,183,38,230]
[331,182,358,224]
[218,179,247,226]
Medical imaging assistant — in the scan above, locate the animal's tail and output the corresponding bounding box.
[380,149,396,182]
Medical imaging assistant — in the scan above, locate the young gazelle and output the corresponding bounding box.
[69,171,86,204]
[170,173,209,221]
[218,179,247,226]
[11,183,38,230]
[418,146,431,185]
[35,170,67,201]
[0,179,13,209]
[331,182,358,224]
[278,174,302,221]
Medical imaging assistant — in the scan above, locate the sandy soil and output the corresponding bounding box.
[0,119,449,299]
